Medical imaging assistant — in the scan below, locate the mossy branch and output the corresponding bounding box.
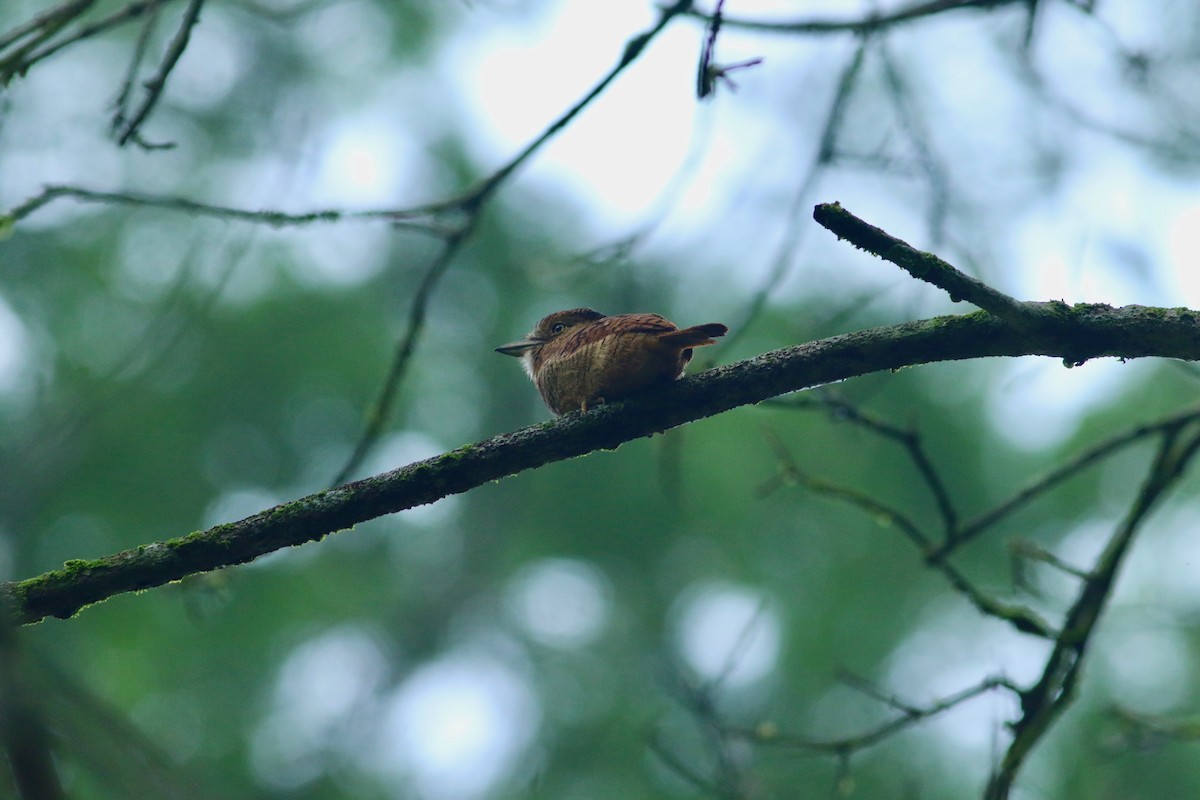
[4,304,1200,624]
[814,202,1062,333]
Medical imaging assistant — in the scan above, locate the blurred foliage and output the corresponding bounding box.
[3,1,1200,799]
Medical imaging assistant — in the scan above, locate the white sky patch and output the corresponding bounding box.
[1166,202,1200,305]
[0,294,30,395]
[372,650,539,800]
[170,7,247,112]
[984,357,1150,452]
[311,117,409,208]
[1096,627,1193,714]
[251,626,389,790]
[884,599,1049,763]
[674,581,781,688]
[506,558,612,649]
[297,88,453,222]
[1116,499,1200,612]
[282,222,391,287]
[1012,145,1200,308]
[298,0,394,78]
[442,2,700,231]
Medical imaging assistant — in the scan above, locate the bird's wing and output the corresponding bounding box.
[600,313,678,335]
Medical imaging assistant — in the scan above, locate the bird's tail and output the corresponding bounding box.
[659,323,728,348]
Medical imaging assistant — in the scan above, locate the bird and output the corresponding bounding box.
[496,308,728,415]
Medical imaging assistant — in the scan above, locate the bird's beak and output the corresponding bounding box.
[495,338,540,357]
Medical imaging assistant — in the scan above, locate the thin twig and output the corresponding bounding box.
[771,394,960,536]
[0,0,95,53]
[812,202,1041,329]
[877,38,951,243]
[986,423,1200,799]
[114,0,205,148]
[685,0,1026,36]
[110,5,161,138]
[3,185,456,236]
[741,675,1019,754]
[1007,538,1090,580]
[665,667,759,799]
[330,223,475,485]
[760,427,1053,637]
[1,0,175,83]
[932,405,1200,561]
[837,670,923,715]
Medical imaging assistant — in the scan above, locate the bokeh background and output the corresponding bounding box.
[3,0,1200,798]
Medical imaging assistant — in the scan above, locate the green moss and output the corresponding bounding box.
[1044,300,1071,316]
[439,444,477,463]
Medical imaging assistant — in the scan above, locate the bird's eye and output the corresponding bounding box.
[551,323,565,334]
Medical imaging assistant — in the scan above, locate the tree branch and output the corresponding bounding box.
[740,675,1019,755]
[813,202,1047,332]
[932,405,1200,561]
[760,420,1055,638]
[684,0,1026,37]
[0,0,174,84]
[112,0,205,148]
[4,303,1200,625]
[985,422,1200,799]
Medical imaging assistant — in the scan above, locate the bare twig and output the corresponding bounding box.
[661,664,761,799]
[0,0,95,54]
[931,405,1200,561]
[1007,538,1091,581]
[769,394,960,536]
[330,222,476,485]
[696,0,762,100]
[760,426,1054,637]
[110,5,162,139]
[812,202,1041,329]
[986,422,1200,799]
[877,39,952,243]
[741,675,1019,754]
[112,0,205,148]
[685,0,1027,37]
[3,184,455,236]
[0,0,175,84]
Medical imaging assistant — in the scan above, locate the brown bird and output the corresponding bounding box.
[496,308,728,415]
